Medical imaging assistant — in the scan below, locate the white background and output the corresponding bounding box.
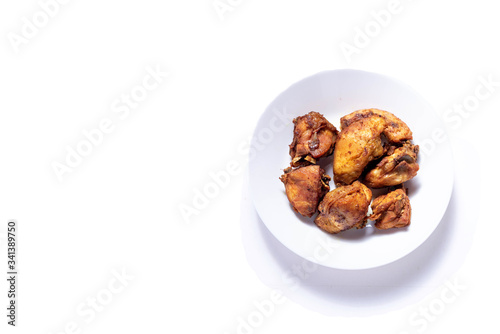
[0,0,499,333]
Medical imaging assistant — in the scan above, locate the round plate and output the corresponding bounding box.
[249,69,454,270]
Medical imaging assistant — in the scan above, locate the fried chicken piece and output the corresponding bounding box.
[333,113,386,185]
[280,165,331,217]
[369,188,411,229]
[334,109,415,185]
[364,142,419,188]
[340,108,413,143]
[289,112,338,167]
[315,181,372,234]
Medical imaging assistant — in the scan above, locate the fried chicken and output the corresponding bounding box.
[369,188,411,229]
[314,181,372,234]
[333,113,386,185]
[333,109,414,185]
[280,165,331,217]
[364,142,419,188]
[289,111,338,167]
[340,108,413,143]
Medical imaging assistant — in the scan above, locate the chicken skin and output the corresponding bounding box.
[340,108,413,143]
[364,142,419,188]
[333,113,386,185]
[289,111,338,167]
[369,188,411,229]
[280,165,331,217]
[334,109,414,185]
[315,181,372,234]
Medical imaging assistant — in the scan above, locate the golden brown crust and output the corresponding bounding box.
[340,108,413,143]
[333,113,386,185]
[334,109,415,186]
[281,109,417,235]
[314,181,372,234]
[364,141,419,188]
[280,165,331,217]
[369,188,411,229]
[289,111,338,167]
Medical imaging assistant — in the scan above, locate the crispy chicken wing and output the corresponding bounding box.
[280,165,331,217]
[289,111,338,167]
[315,181,372,234]
[364,141,419,188]
[369,188,411,229]
[333,113,386,185]
[340,108,413,143]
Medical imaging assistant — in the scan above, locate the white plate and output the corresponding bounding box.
[249,69,454,270]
